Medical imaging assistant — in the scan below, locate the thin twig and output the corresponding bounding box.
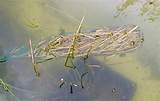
[29,39,40,77]
[65,16,85,68]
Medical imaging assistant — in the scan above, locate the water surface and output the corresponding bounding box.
[0,0,160,101]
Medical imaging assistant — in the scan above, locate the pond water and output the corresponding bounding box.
[0,0,160,101]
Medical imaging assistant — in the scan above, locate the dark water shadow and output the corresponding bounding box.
[4,56,136,101]
[43,57,136,101]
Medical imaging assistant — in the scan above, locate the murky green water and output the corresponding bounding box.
[0,0,160,101]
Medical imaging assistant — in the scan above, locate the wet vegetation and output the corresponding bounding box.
[0,79,20,101]
[116,0,160,21]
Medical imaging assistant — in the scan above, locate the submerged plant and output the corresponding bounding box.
[0,79,20,101]
[115,0,138,17]
[116,0,160,21]
[140,0,160,21]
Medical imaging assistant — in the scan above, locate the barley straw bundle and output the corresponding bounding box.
[34,25,144,60]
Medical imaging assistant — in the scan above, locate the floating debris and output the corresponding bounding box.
[34,25,144,64]
[0,25,144,64]
[0,18,144,78]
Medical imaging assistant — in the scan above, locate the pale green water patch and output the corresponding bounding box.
[97,53,160,101]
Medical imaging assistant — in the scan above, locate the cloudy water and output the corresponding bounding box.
[0,0,160,101]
